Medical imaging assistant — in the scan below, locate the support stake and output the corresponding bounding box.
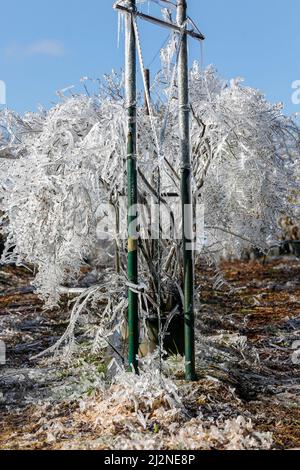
[177,0,196,381]
[126,0,139,373]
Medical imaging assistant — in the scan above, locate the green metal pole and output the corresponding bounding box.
[177,0,196,381]
[126,0,139,373]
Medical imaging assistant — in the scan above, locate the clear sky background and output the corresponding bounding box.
[0,0,299,116]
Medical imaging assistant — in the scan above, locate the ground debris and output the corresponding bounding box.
[0,258,299,450]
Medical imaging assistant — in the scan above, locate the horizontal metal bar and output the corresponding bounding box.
[114,3,205,41]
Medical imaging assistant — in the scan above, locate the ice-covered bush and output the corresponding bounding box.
[0,63,299,309]
[0,83,128,304]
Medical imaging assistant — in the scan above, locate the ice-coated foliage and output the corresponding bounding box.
[0,80,128,305]
[0,61,299,309]
[188,64,300,257]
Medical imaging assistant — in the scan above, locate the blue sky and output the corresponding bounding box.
[0,0,299,115]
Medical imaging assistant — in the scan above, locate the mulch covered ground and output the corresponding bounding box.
[0,258,299,450]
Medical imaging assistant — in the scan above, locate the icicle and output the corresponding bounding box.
[117,11,125,49]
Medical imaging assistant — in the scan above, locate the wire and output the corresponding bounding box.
[147,33,171,69]
[160,33,183,144]
[133,17,161,156]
